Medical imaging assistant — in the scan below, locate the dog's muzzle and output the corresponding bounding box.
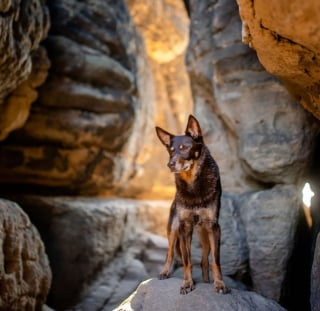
[168,158,194,173]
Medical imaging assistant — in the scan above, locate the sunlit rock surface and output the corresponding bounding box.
[0,0,153,195]
[0,0,49,140]
[237,0,320,121]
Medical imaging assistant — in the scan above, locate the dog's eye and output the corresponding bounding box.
[170,146,175,152]
[179,145,184,150]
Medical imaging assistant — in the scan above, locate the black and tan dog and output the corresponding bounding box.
[155,115,227,295]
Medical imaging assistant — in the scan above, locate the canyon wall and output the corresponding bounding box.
[0,0,319,310]
[186,0,318,306]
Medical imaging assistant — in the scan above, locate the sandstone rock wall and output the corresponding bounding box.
[0,199,51,311]
[187,0,318,194]
[186,0,318,303]
[0,0,192,198]
[236,0,320,121]
[0,0,319,310]
[0,0,154,195]
[125,0,193,198]
[0,0,50,140]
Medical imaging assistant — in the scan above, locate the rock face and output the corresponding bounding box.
[0,0,193,198]
[188,187,299,302]
[0,0,154,195]
[237,186,299,300]
[115,278,286,311]
[186,0,318,305]
[0,199,51,311]
[187,0,318,193]
[67,231,168,311]
[126,0,189,63]
[236,0,320,121]
[13,189,299,308]
[0,0,50,140]
[14,195,170,309]
[125,0,193,198]
[0,0,318,310]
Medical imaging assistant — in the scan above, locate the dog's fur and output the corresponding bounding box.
[155,115,227,295]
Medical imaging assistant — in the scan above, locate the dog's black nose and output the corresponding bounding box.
[168,160,175,169]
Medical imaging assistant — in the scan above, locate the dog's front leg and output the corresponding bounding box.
[159,226,178,279]
[179,220,194,294]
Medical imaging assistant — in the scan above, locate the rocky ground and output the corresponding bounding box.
[66,230,168,311]
[116,278,286,311]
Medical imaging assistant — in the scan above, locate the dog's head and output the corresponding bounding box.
[155,115,204,173]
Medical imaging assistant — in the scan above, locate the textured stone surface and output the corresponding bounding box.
[14,196,170,309]
[115,278,286,311]
[0,199,51,311]
[0,0,50,140]
[0,46,50,141]
[0,1,318,311]
[201,188,298,301]
[0,0,192,197]
[239,185,300,301]
[311,233,320,311]
[185,0,317,304]
[126,0,189,63]
[66,231,165,311]
[68,228,245,311]
[187,0,318,193]
[219,194,248,277]
[17,188,298,308]
[126,0,192,198]
[236,0,320,121]
[0,0,154,195]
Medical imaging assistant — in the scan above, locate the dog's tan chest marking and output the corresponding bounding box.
[178,161,197,184]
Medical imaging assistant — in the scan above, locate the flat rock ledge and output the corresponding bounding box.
[115,278,286,311]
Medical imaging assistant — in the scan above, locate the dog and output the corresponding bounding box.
[155,115,227,295]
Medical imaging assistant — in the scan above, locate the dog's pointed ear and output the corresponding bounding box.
[185,115,203,141]
[155,126,173,147]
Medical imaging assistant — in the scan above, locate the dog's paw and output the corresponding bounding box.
[158,272,169,280]
[180,280,195,295]
[213,280,228,294]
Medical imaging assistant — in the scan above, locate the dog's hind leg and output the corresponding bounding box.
[197,226,210,283]
[207,220,228,294]
[174,237,182,267]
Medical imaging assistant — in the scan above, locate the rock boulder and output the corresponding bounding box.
[13,195,170,309]
[115,278,286,311]
[0,199,51,311]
